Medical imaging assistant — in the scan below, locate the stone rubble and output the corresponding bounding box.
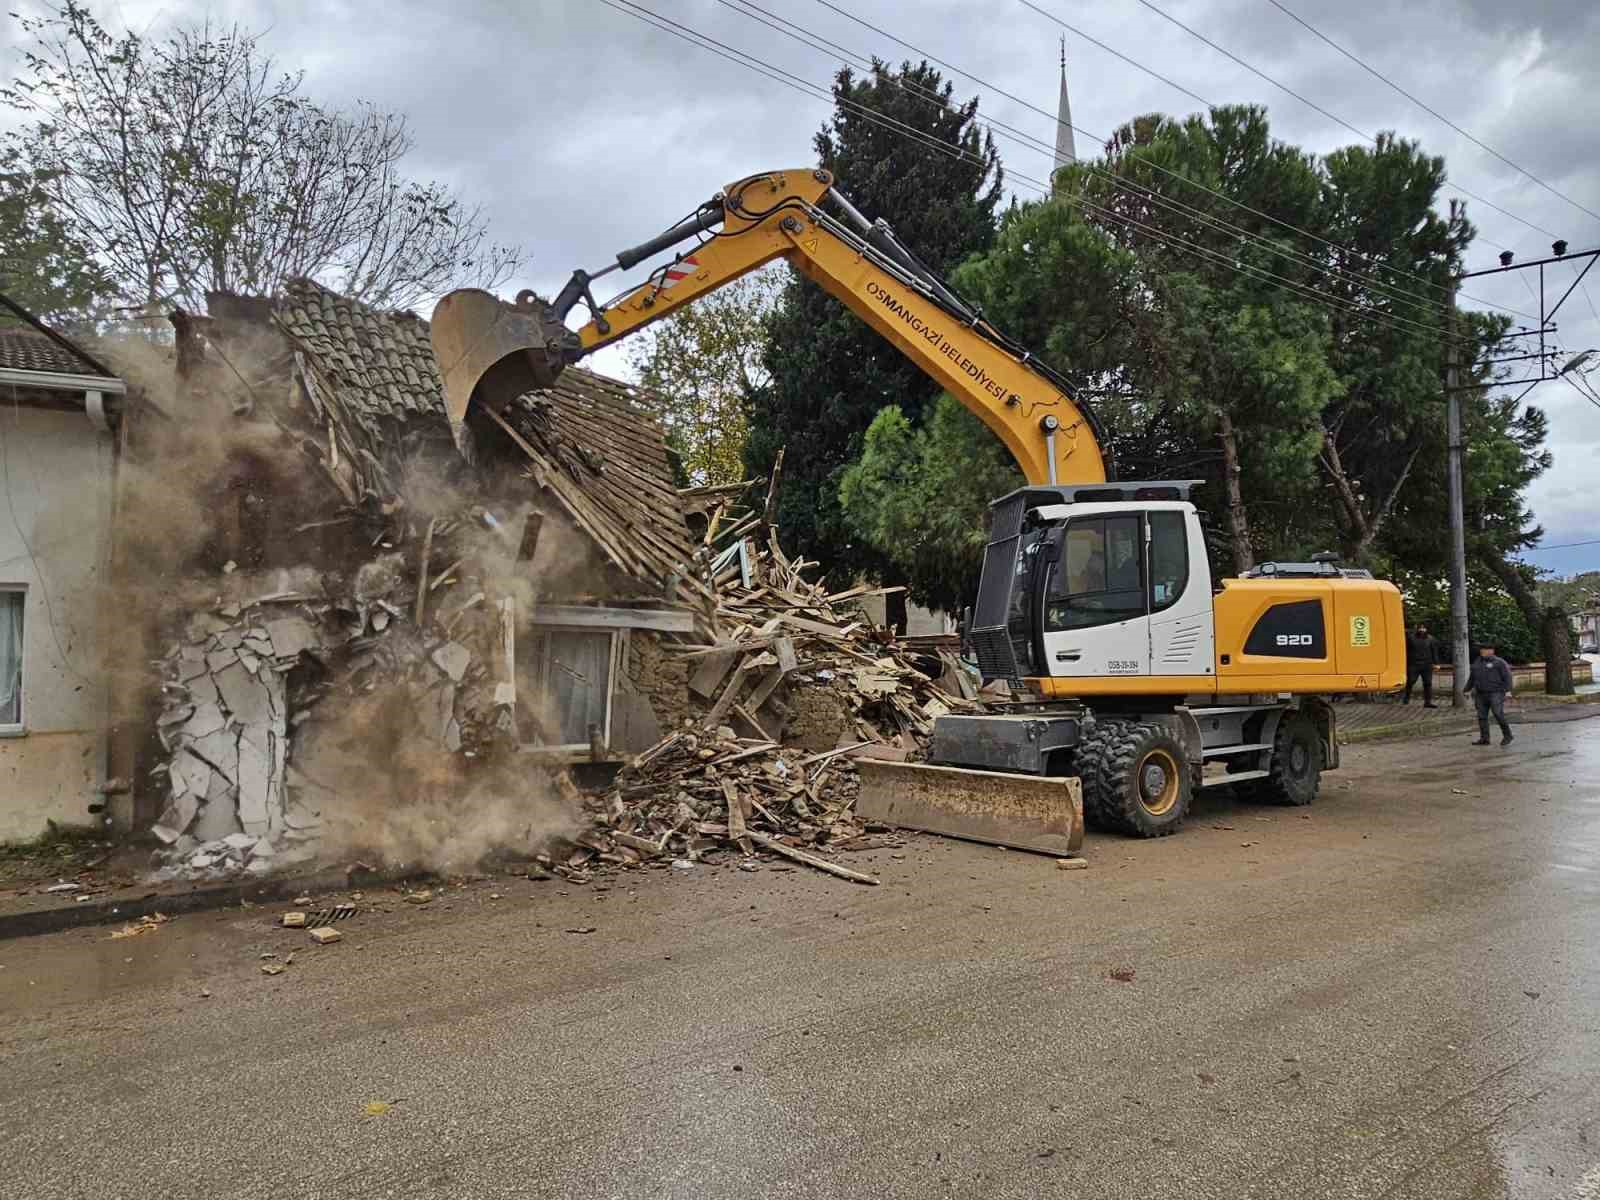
[148,515,519,882]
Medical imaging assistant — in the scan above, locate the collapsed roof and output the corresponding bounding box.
[267,278,703,603]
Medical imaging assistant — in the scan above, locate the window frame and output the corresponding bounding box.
[518,625,626,753]
[1146,509,1190,615]
[0,584,23,736]
[1044,513,1149,633]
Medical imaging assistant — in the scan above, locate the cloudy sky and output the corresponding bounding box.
[7,0,1598,572]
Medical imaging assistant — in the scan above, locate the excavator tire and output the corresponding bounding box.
[1078,719,1191,838]
[1238,711,1323,806]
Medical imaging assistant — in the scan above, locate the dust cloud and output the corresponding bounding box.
[96,322,603,874]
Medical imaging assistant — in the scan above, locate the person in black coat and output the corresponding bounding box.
[1403,624,1439,707]
[1466,642,1515,746]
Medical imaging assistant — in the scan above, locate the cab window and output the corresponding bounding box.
[1046,514,1144,631]
[1148,511,1188,613]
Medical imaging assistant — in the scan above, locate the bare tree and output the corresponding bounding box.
[3,3,520,313]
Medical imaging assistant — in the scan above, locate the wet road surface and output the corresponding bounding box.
[4,712,1599,1199]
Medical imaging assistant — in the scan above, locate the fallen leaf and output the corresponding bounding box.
[1524,989,1541,999]
[1240,841,1258,848]
[363,1100,393,1117]
[1210,824,1236,831]
[565,926,597,935]
[261,963,286,976]
[1197,1072,1216,1085]
[1450,788,1468,796]
[1109,967,1137,983]
[109,912,168,939]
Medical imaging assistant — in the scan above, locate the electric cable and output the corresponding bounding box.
[1264,0,1600,227]
[607,0,1481,350]
[1130,0,1564,241]
[808,0,1531,319]
[727,0,1499,330]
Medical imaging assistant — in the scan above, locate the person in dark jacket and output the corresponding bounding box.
[1466,643,1514,746]
[1403,624,1439,707]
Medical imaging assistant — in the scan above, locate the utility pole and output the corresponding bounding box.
[1443,275,1469,707]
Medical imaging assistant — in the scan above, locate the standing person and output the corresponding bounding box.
[1404,623,1439,707]
[1466,643,1514,746]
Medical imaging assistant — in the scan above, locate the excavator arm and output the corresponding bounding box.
[430,167,1108,487]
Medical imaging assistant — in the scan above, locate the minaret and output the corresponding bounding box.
[1053,37,1077,177]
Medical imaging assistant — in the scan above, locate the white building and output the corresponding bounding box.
[0,323,123,841]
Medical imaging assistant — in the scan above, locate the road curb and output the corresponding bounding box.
[1340,692,1600,745]
[0,863,428,942]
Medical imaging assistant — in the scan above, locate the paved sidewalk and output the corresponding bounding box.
[1335,689,1600,742]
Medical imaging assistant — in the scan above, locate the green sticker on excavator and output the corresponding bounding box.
[1350,614,1372,647]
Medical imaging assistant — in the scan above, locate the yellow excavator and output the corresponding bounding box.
[430,167,1404,853]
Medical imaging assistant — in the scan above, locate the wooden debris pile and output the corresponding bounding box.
[577,731,885,885]
[680,484,982,751]
[572,467,982,884]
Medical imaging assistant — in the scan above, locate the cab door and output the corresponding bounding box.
[1038,512,1149,680]
[1146,509,1215,676]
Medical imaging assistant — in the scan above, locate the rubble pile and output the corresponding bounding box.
[577,512,980,877]
[149,513,521,881]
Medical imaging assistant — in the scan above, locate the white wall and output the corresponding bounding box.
[0,403,114,842]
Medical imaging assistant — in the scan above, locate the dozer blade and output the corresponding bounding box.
[855,760,1084,857]
[429,288,582,433]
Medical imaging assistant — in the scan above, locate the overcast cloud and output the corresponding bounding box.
[6,0,1596,571]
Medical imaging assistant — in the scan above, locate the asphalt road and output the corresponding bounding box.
[4,711,1599,1200]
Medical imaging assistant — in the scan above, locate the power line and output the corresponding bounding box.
[605,0,1479,350]
[1561,372,1600,412]
[1128,0,1564,243]
[1265,0,1600,228]
[726,0,1472,330]
[1580,278,1600,327]
[1520,535,1600,552]
[1013,0,1211,109]
[809,0,1533,322]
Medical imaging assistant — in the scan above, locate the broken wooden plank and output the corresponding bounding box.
[709,742,779,767]
[799,741,873,769]
[745,831,879,885]
[610,831,664,858]
[703,662,751,728]
[743,667,787,714]
[761,445,784,530]
[688,648,738,699]
[722,777,747,842]
[526,604,696,633]
[732,703,773,741]
[773,635,798,674]
[413,518,435,627]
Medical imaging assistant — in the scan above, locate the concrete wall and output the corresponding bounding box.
[0,404,114,842]
[1434,660,1594,693]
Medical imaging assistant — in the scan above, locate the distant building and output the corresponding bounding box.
[1053,38,1077,180]
[1577,603,1599,651]
[0,317,124,841]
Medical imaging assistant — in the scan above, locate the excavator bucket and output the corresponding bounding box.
[855,760,1084,857]
[429,288,582,437]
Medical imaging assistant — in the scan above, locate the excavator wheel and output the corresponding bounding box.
[1078,719,1192,838]
[1237,711,1323,806]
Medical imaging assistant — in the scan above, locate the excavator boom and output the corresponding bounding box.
[430,167,1106,487]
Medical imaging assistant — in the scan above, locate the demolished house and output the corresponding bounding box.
[122,278,978,884]
[134,279,714,876]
